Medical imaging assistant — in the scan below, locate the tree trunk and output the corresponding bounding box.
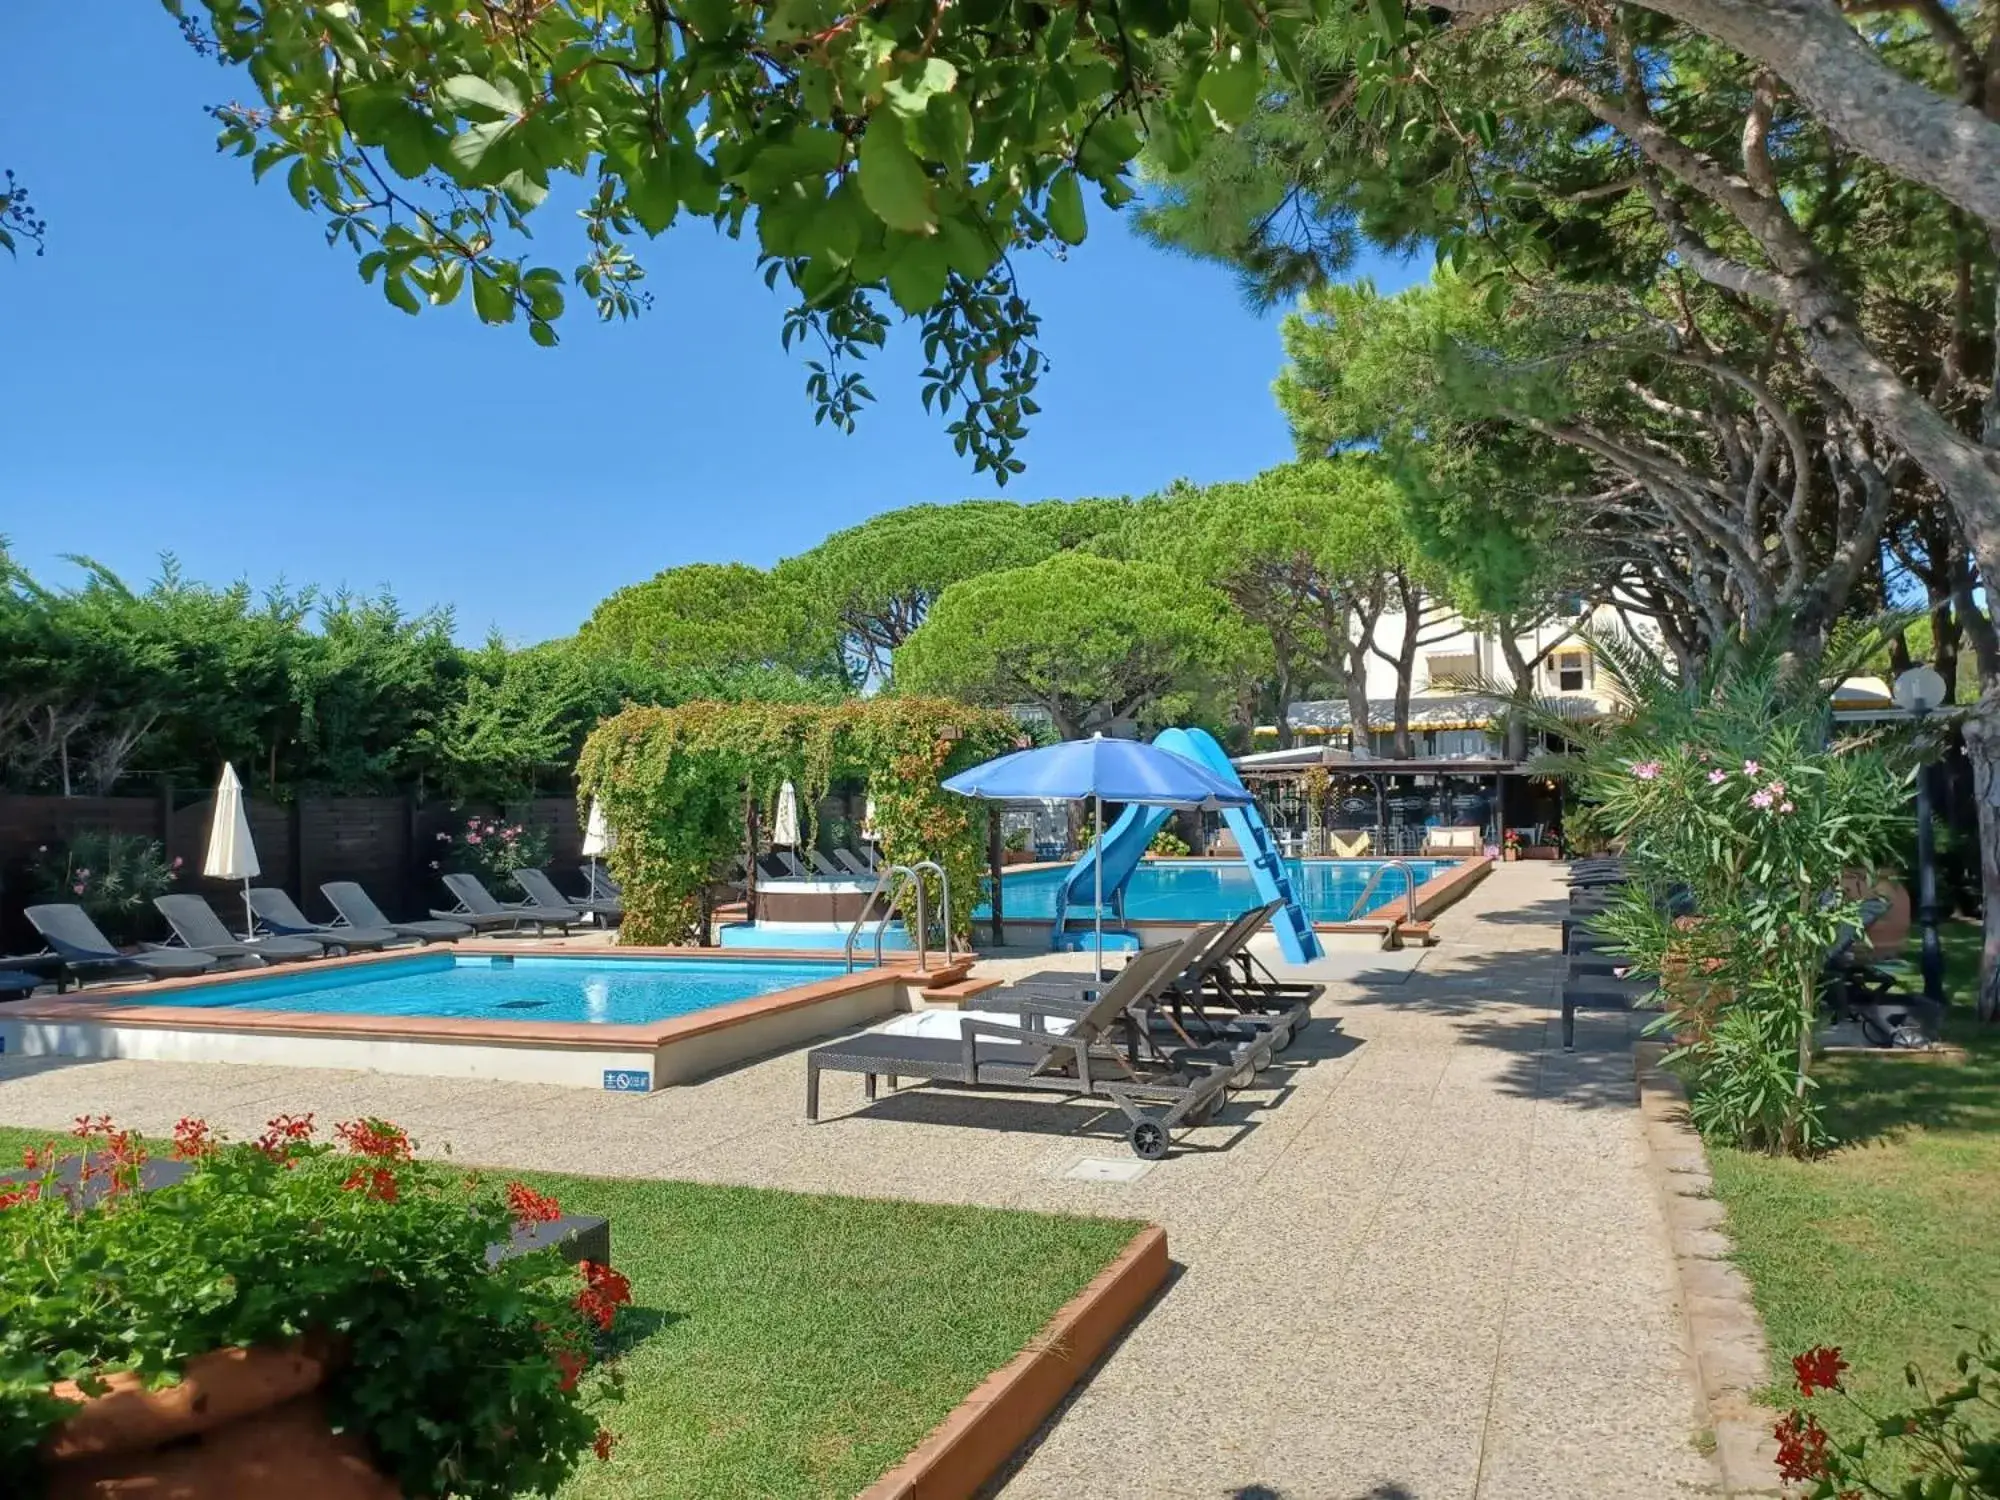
[1344,644,1372,756]
[1963,686,2000,1022]
[1499,630,1533,761]
[1644,0,2000,236]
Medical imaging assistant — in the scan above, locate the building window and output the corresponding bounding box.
[1426,652,1477,689]
[1553,651,1589,692]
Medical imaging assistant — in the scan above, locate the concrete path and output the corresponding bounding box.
[0,863,1717,1499]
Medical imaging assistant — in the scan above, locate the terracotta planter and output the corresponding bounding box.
[1000,850,1036,866]
[1502,849,1519,862]
[1520,847,1560,861]
[42,1342,399,1500]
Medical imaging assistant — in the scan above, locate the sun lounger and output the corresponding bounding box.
[515,868,621,922]
[804,850,846,878]
[0,968,43,1000]
[435,872,577,934]
[23,905,220,989]
[248,888,409,953]
[580,866,625,904]
[832,849,874,877]
[807,940,1267,1159]
[321,881,473,944]
[757,851,806,880]
[154,894,327,965]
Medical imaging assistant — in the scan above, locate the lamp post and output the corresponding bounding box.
[1893,666,1949,1007]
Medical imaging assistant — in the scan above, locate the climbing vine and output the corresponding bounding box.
[577,698,1019,945]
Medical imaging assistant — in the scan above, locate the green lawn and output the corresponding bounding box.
[1706,918,2000,1450]
[0,1125,1141,1499]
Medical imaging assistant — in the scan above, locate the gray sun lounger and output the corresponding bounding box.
[514,868,620,922]
[807,938,1270,1159]
[247,888,410,953]
[155,894,327,965]
[23,905,220,989]
[580,866,623,903]
[805,850,846,878]
[435,872,577,934]
[321,882,473,944]
[832,848,874,877]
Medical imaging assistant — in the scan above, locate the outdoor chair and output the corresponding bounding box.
[248,887,409,953]
[154,894,328,965]
[805,850,846,878]
[580,865,623,900]
[0,967,45,1000]
[23,905,220,989]
[321,881,473,944]
[806,939,1268,1159]
[434,872,578,934]
[1421,825,1484,857]
[1011,905,1320,1055]
[832,848,874,877]
[515,868,621,923]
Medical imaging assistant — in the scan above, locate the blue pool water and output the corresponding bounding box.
[137,953,848,1026]
[978,858,1454,925]
[716,922,915,953]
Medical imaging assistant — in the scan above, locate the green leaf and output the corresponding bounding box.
[286,159,313,210]
[921,92,974,176]
[446,119,514,178]
[383,274,421,315]
[625,150,678,236]
[470,269,516,325]
[858,116,936,234]
[439,74,523,119]
[935,212,1000,280]
[1198,48,1262,127]
[529,320,559,348]
[884,234,950,314]
[1366,0,1405,45]
[1045,170,1087,246]
[884,58,958,120]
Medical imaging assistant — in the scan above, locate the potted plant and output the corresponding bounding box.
[1502,830,1522,862]
[3,1115,626,1496]
[1147,828,1192,859]
[1001,828,1034,866]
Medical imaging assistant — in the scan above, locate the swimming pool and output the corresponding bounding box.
[0,947,923,1092]
[125,951,851,1025]
[978,858,1455,925]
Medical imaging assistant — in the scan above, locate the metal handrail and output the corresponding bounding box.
[1349,858,1420,927]
[841,859,956,972]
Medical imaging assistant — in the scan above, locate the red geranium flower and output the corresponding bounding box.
[255,1113,316,1158]
[592,1428,617,1461]
[505,1181,562,1229]
[0,1181,42,1211]
[1774,1410,1831,1483]
[334,1118,411,1161]
[553,1347,587,1392]
[342,1165,400,1203]
[1793,1345,1848,1398]
[573,1260,633,1331]
[171,1117,218,1160]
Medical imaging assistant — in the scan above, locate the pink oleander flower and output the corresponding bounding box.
[1707,769,1727,785]
[72,882,86,895]
[171,856,184,869]
[1766,779,1786,798]
[466,832,482,845]
[1742,759,1761,777]
[75,868,89,878]
[1631,760,1663,781]
[1778,800,1795,814]
[1750,789,1775,809]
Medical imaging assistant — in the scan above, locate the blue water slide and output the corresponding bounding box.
[1050,800,1171,945]
[1051,728,1323,963]
[1154,727,1323,963]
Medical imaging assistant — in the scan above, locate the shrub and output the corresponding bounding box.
[0,1115,625,1496]
[26,833,181,944]
[436,812,552,883]
[1527,626,1908,1155]
[1148,827,1192,857]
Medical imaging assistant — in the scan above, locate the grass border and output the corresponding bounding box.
[857,1225,1168,1500]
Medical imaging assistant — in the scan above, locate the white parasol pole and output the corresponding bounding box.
[1093,791,1104,980]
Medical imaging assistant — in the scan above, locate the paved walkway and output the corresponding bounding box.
[0,863,1717,1499]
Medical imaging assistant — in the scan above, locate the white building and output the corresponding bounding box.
[1266,603,1635,757]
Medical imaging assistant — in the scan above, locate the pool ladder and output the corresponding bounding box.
[844,861,954,973]
[1349,859,1420,929]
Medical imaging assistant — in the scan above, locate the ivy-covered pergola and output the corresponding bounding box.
[577,698,1020,945]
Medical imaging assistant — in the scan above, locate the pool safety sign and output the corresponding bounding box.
[602,1069,651,1093]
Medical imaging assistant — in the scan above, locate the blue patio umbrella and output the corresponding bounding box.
[943,734,1253,971]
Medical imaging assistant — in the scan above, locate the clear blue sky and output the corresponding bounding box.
[1,5,1424,643]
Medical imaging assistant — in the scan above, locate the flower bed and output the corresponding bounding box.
[0,1115,625,1495]
[0,1124,1143,1499]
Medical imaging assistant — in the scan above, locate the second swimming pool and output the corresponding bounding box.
[978,857,1455,925]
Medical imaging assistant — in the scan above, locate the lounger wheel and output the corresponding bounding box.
[1187,1095,1222,1128]
[1272,1024,1294,1053]
[1128,1120,1171,1161]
